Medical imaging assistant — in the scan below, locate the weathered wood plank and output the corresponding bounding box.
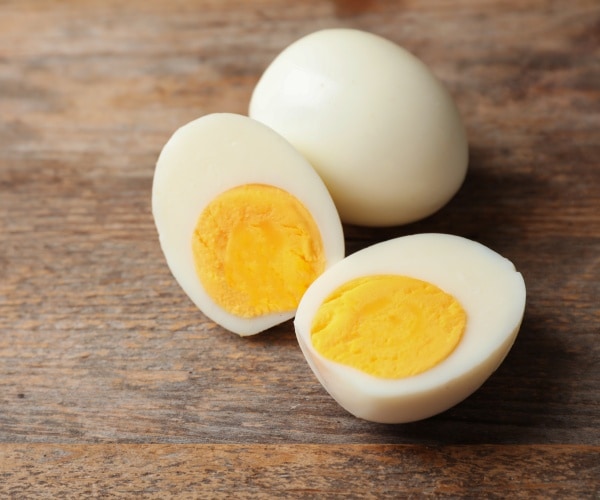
[1,444,598,498]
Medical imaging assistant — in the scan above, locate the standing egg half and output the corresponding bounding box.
[294,233,526,423]
[249,28,469,227]
[152,113,345,336]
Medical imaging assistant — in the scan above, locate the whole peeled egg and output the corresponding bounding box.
[152,113,345,336]
[249,29,468,227]
[294,233,526,423]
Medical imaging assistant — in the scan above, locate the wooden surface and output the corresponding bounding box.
[1,0,598,497]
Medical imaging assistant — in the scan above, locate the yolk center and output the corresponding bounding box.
[310,275,466,379]
[192,183,325,318]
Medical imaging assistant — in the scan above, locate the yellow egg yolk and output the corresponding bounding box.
[310,275,466,379]
[192,183,326,318]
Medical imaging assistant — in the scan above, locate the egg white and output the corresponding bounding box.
[152,113,345,336]
[294,233,526,423]
[249,29,468,227]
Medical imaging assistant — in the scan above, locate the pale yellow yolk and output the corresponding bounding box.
[310,275,466,379]
[192,184,325,318]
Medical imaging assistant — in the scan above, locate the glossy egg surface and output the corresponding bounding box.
[250,29,468,227]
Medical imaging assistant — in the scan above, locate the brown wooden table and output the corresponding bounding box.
[1,0,598,497]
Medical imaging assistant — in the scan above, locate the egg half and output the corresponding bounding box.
[152,113,345,336]
[294,233,526,423]
[249,28,468,227]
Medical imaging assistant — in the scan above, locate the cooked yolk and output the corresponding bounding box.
[192,183,325,318]
[310,275,466,379]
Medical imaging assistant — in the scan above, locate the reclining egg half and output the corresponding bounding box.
[294,233,526,423]
[250,28,468,227]
[152,113,344,336]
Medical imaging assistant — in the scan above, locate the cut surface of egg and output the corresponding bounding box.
[152,113,345,336]
[294,233,526,423]
[249,28,469,227]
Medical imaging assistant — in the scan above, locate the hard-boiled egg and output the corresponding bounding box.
[294,233,526,423]
[152,113,345,336]
[249,28,468,227]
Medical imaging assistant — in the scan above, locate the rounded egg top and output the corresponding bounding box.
[250,29,469,227]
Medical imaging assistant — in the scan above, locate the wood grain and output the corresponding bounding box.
[1,444,598,499]
[1,0,599,495]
